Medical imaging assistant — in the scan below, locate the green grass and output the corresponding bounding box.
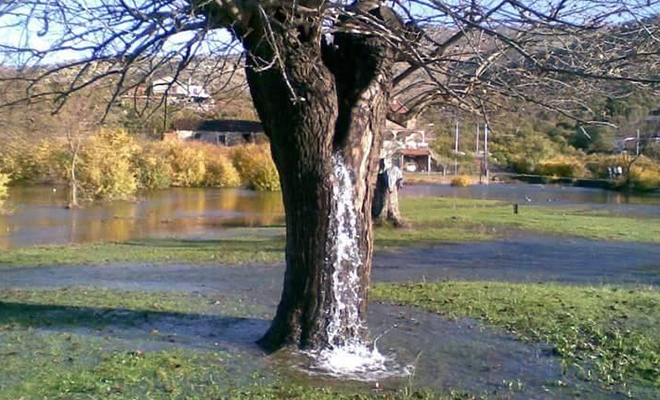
[372,281,660,389]
[400,197,660,243]
[0,287,474,400]
[0,343,472,400]
[0,236,286,268]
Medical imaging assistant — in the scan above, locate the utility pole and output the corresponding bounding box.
[163,91,169,133]
[454,120,459,175]
[636,129,641,156]
[484,124,489,184]
[475,123,480,154]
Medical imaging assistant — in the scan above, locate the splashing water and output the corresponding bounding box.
[304,154,411,381]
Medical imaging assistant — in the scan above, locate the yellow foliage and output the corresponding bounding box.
[135,141,173,190]
[167,143,207,187]
[0,140,61,183]
[78,128,140,200]
[629,166,660,192]
[200,146,241,188]
[537,156,588,179]
[230,144,280,191]
[450,175,472,187]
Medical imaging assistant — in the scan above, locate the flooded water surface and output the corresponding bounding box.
[0,187,284,249]
[1,183,658,249]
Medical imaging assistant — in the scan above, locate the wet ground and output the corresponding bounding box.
[3,235,659,291]
[374,235,660,286]
[2,233,659,398]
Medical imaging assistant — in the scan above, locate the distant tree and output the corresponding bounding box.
[2,1,660,355]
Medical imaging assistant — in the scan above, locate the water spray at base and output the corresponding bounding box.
[303,153,411,381]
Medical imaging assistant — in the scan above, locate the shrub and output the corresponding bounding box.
[510,156,536,175]
[629,167,660,192]
[78,128,140,200]
[135,142,173,190]
[230,145,280,191]
[450,175,472,187]
[0,141,61,183]
[204,153,241,187]
[537,156,588,179]
[168,143,206,187]
[184,142,242,188]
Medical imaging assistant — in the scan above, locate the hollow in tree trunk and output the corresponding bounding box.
[234,13,394,351]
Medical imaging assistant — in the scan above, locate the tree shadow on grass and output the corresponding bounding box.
[0,301,271,352]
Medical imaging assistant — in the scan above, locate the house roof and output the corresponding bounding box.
[173,119,263,133]
[398,148,431,157]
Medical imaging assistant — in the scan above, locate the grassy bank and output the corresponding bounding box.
[372,281,660,390]
[0,235,286,267]
[400,197,660,243]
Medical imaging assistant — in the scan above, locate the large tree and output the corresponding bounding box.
[1,0,660,355]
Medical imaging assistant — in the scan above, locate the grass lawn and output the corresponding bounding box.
[0,236,286,268]
[399,197,660,243]
[0,287,475,400]
[372,281,660,391]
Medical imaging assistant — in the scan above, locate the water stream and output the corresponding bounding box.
[304,154,410,380]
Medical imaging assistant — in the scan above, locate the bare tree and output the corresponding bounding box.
[1,0,660,354]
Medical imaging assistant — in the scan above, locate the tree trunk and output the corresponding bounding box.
[372,172,405,227]
[242,23,393,351]
[67,136,80,209]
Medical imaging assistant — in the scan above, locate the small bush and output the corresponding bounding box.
[135,142,173,190]
[230,145,280,191]
[185,142,241,188]
[204,154,241,187]
[629,167,660,192]
[450,175,472,187]
[537,156,588,178]
[168,144,206,187]
[510,157,536,175]
[78,128,140,200]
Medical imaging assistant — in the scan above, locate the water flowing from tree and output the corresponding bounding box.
[305,154,410,380]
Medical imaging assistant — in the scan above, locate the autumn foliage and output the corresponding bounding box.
[0,129,280,201]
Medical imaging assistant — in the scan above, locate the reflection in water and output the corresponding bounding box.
[0,187,284,249]
[1,183,658,250]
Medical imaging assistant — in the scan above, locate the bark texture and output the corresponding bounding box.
[203,0,396,351]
